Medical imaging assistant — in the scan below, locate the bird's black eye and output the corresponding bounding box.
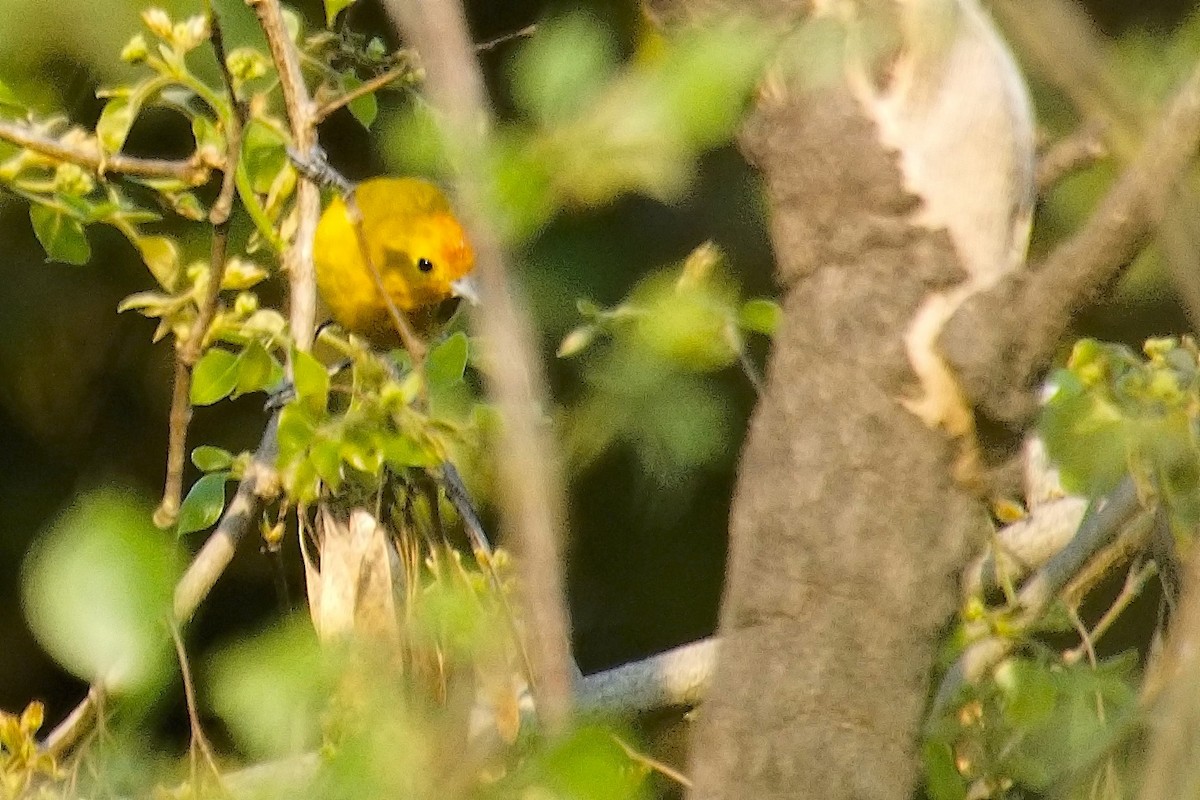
[417,257,434,273]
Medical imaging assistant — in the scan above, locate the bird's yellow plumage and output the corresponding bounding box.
[313,177,475,341]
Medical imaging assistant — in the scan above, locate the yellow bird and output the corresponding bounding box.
[313,177,477,342]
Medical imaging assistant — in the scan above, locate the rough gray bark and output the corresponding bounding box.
[681,79,988,800]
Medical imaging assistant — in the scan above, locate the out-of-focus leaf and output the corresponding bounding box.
[512,13,617,124]
[133,234,180,290]
[177,471,229,535]
[96,95,138,154]
[207,617,331,757]
[506,724,646,800]
[21,489,178,693]
[922,740,967,800]
[0,78,22,111]
[29,205,90,265]
[739,298,781,337]
[241,119,288,195]
[192,348,240,406]
[381,432,440,470]
[995,658,1057,727]
[558,324,598,358]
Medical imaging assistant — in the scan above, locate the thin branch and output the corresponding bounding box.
[0,119,213,184]
[247,0,319,350]
[1136,530,1200,800]
[1036,123,1109,194]
[169,624,223,786]
[155,3,247,528]
[927,477,1144,724]
[314,61,414,124]
[577,637,717,715]
[383,0,576,731]
[612,733,692,789]
[312,24,536,124]
[1063,560,1157,666]
[944,56,1200,426]
[475,23,537,53]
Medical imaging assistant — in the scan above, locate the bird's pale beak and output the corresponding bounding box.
[450,276,480,305]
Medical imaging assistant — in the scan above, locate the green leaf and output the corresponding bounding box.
[513,13,617,123]
[381,432,440,470]
[739,298,782,337]
[343,74,378,129]
[177,471,230,535]
[922,740,967,800]
[133,234,181,290]
[510,724,645,799]
[192,445,234,472]
[240,118,288,195]
[236,340,279,396]
[340,433,383,474]
[1039,368,1130,496]
[657,23,773,149]
[29,205,90,265]
[277,404,322,503]
[191,348,240,406]
[21,489,178,693]
[995,658,1057,727]
[309,437,343,492]
[426,332,469,389]
[96,95,138,154]
[292,348,330,411]
[324,0,357,27]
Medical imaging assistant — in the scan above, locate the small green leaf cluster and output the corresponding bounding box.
[275,332,483,505]
[558,242,777,480]
[1041,336,1200,539]
[925,651,1137,800]
[0,702,60,799]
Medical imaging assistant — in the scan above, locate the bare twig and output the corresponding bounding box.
[1063,560,1157,666]
[0,119,214,184]
[314,61,415,124]
[612,733,693,789]
[169,624,223,785]
[247,0,319,350]
[383,0,575,731]
[1036,123,1109,194]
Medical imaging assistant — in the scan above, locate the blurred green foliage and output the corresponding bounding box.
[21,489,179,694]
[2,1,773,797]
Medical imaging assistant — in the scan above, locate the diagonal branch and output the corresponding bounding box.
[0,119,214,184]
[943,56,1200,427]
[382,0,576,732]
